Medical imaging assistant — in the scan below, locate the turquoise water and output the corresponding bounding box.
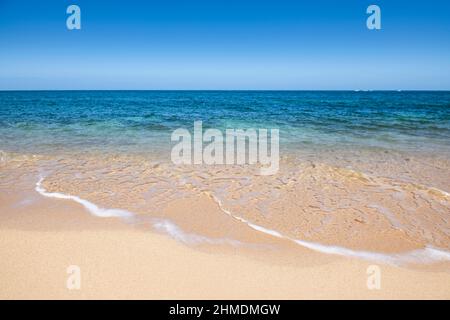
[0,91,449,155]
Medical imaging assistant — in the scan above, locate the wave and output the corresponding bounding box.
[210,193,450,266]
[151,218,241,246]
[35,176,450,265]
[35,177,240,246]
[36,178,133,218]
[293,239,450,265]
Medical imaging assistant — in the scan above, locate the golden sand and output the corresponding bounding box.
[0,150,449,299]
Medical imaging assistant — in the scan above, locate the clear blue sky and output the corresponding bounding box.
[1,0,449,90]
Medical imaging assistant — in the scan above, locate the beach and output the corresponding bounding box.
[1,91,450,299]
[1,166,450,299]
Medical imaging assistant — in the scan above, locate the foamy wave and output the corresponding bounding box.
[151,218,241,245]
[35,177,240,246]
[211,193,450,266]
[294,239,450,265]
[35,176,450,264]
[36,178,133,218]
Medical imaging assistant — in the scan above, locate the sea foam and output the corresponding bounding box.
[211,193,450,266]
[35,177,240,246]
[35,176,450,265]
[36,178,133,218]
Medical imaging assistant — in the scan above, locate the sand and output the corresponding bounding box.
[1,187,450,299]
[0,151,449,299]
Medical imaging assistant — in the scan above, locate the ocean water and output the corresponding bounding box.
[1,90,449,156]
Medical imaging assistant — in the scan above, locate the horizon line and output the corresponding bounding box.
[1,89,450,92]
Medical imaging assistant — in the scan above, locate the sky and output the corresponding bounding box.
[0,0,450,90]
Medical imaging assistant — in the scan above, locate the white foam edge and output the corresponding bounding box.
[35,176,450,264]
[35,177,240,246]
[211,194,450,266]
[36,177,132,218]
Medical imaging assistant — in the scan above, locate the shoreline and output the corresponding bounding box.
[35,172,450,265]
[1,148,450,299]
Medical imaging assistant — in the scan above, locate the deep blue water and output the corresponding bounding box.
[0,91,449,155]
